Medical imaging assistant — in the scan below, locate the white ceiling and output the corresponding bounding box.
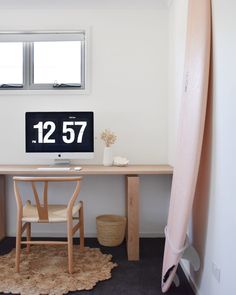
[0,0,171,10]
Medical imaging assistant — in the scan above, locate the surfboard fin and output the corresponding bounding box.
[181,244,200,271]
[173,274,180,287]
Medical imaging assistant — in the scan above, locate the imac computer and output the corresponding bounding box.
[25,111,94,165]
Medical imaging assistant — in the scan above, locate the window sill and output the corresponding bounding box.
[0,88,90,95]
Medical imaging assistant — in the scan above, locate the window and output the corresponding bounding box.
[0,43,23,87]
[0,32,86,91]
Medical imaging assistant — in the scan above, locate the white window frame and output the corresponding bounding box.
[0,30,89,94]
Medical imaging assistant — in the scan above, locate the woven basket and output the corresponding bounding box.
[96,215,127,247]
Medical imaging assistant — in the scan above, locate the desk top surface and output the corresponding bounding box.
[0,165,173,175]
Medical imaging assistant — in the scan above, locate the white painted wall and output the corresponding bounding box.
[0,6,172,236]
[169,0,236,294]
[0,0,169,10]
[0,9,169,166]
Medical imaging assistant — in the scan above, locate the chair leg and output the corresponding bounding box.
[67,218,73,274]
[26,223,31,254]
[15,218,22,272]
[79,202,84,251]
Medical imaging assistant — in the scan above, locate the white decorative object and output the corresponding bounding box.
[113,156,129,167]
[101,129,117,166]
[103,147,113,166]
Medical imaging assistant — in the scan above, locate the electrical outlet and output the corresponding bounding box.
[212,262,221,283]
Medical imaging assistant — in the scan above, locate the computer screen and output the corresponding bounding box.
[25,112,94,159]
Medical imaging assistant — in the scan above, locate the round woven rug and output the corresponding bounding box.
[0,245,117,295]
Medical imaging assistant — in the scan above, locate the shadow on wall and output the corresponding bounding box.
[190,43,214,285]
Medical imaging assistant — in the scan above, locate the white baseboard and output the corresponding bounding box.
[180,261,202,295]
[7,232,165,238]
[140,232,165,238]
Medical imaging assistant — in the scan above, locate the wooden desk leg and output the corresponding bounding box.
[126,175,139,261]
[0,175,6,241]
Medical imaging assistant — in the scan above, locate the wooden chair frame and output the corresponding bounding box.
[13,176,84,274]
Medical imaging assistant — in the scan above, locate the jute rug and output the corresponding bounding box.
[0,245,117,295]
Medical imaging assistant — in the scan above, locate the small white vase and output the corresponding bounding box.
[103,147,113,166]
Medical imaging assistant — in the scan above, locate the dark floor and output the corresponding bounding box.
[0,238,194,295]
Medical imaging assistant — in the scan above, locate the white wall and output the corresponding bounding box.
[0,0,169,10]
[169,0,236,294]
[0,9,169,166]
[0,6,172,236]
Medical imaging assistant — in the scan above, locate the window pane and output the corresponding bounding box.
[34,41,82,84]
[0,43,23,84]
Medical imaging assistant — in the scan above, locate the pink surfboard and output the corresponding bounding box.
[161,0,211,292]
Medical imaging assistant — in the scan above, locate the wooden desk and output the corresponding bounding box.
[0,165,173,260]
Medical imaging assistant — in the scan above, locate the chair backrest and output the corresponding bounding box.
[13,176,82,222]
